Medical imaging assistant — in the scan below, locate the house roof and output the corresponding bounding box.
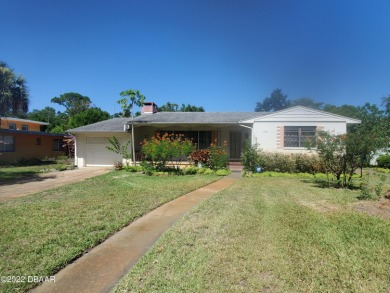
[132,112,265,124]
[67,113,264,133]
[240,106,361,124]
[67,118,130,133]
[1,117,49,125]
[0,129,65,136]
[67,107,361,133]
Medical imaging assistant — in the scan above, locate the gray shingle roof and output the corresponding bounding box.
[133,112,266,124]
[67,118,129,133]
[67,112,266,133]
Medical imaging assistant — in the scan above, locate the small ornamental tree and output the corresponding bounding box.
[311,130,368,188]
[106,136,131,165]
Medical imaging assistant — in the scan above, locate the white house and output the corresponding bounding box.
[67,103,360,167]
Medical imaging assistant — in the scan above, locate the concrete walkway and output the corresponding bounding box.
[32,174,239,293]
[0,167,109,202]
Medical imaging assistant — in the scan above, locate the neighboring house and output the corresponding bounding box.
[67,103,361,167]
[0,117,65,162]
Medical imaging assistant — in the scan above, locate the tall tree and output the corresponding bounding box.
[382,95,390,115]
[51,92,91,116]
[117,89,146,166]
[290,97,323,109]
[158,102,205,112]
[68,107,110,129]
[255,89,290,112]
[158,102,179,112]
[0,61,29,119]
[179,103,205,112]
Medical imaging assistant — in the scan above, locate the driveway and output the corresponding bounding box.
[0,167,110,202]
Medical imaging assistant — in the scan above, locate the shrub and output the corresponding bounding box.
[215,169,230,176]
[241,141,262,173]
[123,165,142,172]
[140,161,155,176]
[190,149,210,167]
[141,132,195,170]
[183,166,198,175]
[358,173,386,200]
[209,144,229,170]
[203,168,214,175]
[377,155,390,169]
[241,143,323,174]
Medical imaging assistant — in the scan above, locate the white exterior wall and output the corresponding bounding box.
[74,133,131,167]
[245,107,357,153]
[252,121,346,153]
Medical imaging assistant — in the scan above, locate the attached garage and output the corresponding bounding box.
[85,137,121,166]
[68,118,131,168]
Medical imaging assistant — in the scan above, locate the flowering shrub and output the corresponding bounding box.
[141,132,195,173]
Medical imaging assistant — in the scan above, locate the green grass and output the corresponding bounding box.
[0,164,65,183]
[0,171,219,292]
[114,176,390,292]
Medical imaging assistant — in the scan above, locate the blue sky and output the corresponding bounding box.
[2,0,390,114]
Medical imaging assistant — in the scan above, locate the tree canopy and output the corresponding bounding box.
[117,89,145,118]
[51,92,92,116]
[255,89,289,112]
[158,102,205,112]
[290,97,324,109]
[0,61,29,118]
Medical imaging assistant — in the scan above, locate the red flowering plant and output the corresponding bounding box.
[190,149,211,167]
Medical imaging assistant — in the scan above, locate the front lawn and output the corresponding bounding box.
[0,163,68,183]
[115,175,390,292]
[0,171,219,292]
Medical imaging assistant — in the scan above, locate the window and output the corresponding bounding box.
[284,126,316,148]
[8,123,16,130]
[21,124,28,131]
[53,139,64,151]
[0,136,15,152]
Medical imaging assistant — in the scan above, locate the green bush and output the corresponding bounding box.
[376,155,390,169]
[183,166,198,175]
[241,141,262,173]
[203,168,214,175]
[215,169,230,176]
[209,144,229,170]
[358,174,386,200]
[123,165,142,172]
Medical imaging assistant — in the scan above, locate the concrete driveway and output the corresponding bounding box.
[0,167,110,202]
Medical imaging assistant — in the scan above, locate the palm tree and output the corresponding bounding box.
[0,61,30,121]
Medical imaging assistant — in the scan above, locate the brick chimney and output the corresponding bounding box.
[141,102,158,114]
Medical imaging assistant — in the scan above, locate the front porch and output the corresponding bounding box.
[133,124,251,161]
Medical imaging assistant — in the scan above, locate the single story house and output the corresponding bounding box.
[0,117,66,162]
[67,103,360,167]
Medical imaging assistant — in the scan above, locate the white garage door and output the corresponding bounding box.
[86,137,121,166]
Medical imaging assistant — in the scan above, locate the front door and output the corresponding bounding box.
[229,131,241,159]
